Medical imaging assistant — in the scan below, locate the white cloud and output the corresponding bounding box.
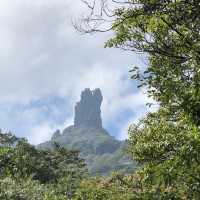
[117,102,158,140]
[0,0,154,144]
[28,123,55,145]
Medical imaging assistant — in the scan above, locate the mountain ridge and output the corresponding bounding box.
[38,88,137,175]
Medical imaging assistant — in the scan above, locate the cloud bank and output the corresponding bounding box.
[0,0,155,144]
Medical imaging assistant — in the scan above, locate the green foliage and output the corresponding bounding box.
[0,177,65,200]
[39,127,136,175]
[2,1,200,199]
[105,0,200,126]
[0,140,87,183]
[0,131,20,146]
[102,0,200,198]
[0,132,88,199]
[74,174,134,200]
[128,110,200,199]
[105,1,200,198]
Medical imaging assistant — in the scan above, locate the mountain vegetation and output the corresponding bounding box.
[0,132,87,199]
[39,126,136,175]
[38,88,136,175]
[75,0,200,199]
[1,0,200,199]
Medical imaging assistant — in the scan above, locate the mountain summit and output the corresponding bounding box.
[74,88,103,129]
[38,88,136,175]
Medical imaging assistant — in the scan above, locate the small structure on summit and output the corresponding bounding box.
[74,88,103,129]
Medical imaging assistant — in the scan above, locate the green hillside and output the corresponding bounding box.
[38,88,137,175]
[38,126,137,175]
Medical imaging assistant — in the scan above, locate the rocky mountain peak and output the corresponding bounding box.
[51,129,61,140]
[74,88,103,129]
[39,88,136,175]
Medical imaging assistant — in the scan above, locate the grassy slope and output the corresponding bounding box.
[38,126,137,175]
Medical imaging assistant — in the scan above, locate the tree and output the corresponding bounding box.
[128,109,200,199]
[0,139,87,182]
[0,132,88,198]
[0,177,66,200]
[74,173,134,200]
[77,0,200,125]
[0,130,20,146]
[76,1,200,199]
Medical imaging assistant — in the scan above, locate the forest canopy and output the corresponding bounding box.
[77,0,200,126]
[1,0,200,199]
[76,0,200,199]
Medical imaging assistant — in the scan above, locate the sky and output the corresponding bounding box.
[0,0,155,144]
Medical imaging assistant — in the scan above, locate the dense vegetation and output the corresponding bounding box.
[77,0,200,199]
[0,132,87,199]
[1,0,200,199]
[38,126,137,175]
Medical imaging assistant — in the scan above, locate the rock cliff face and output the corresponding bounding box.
[38,88,137,175]
[74,88,103,129]
[51,130,61,140]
